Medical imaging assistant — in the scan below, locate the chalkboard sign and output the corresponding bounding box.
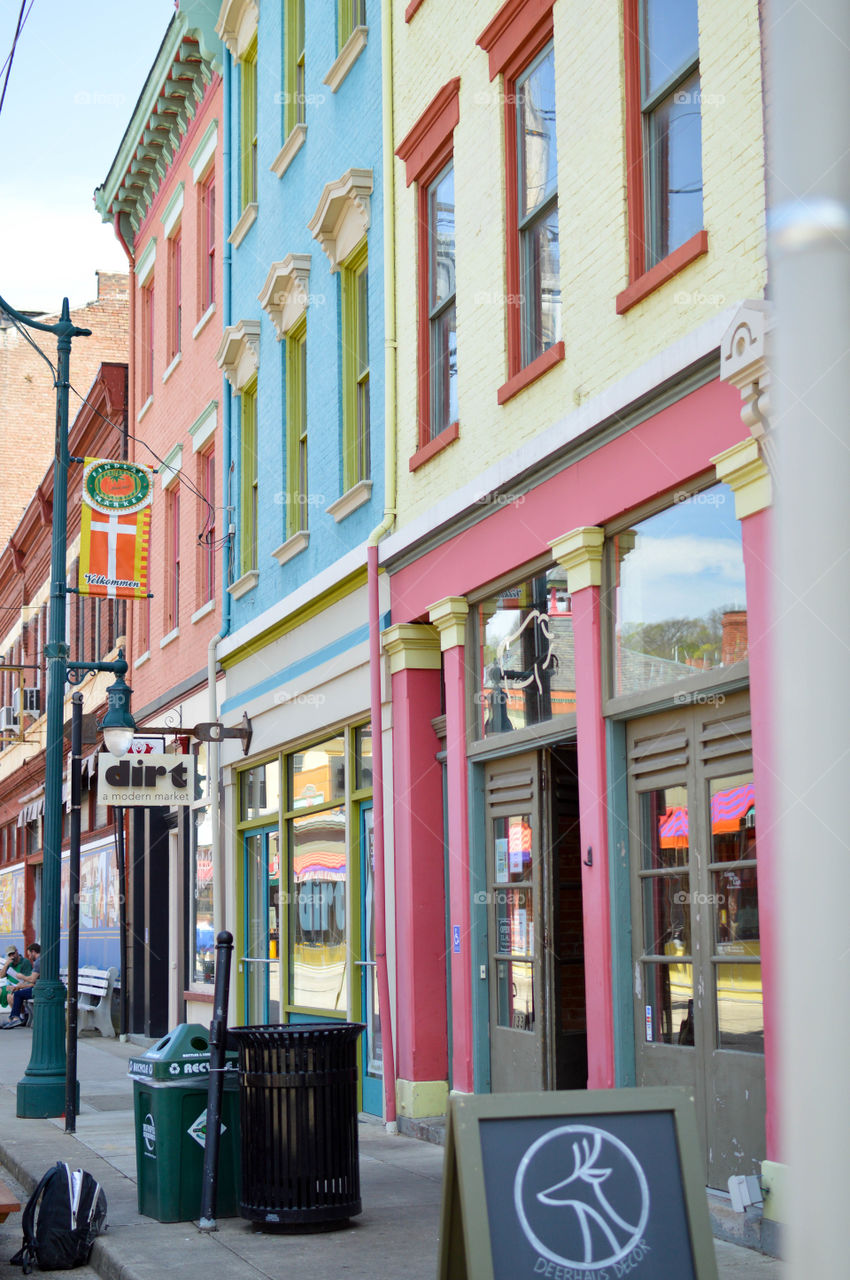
[437,1087,717,1280]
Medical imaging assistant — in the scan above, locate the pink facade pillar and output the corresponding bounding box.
[713,438,777,1159]
[382,624,449,1116]
[429,597,474,1094]
[552,530,616,1088]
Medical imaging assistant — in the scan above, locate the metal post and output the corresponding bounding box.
[114,807,128,1039]
[768,0,850,1271]
[0,296,92,1119]
[199,930,234,1231]
[65,692,83,1132]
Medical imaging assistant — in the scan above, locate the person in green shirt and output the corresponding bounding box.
[0,945,32,1009]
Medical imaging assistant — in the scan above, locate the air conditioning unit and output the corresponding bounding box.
[12,687,40,716]
[0,706,18,732]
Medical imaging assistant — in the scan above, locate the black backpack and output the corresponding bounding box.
[10,1162,107,1274]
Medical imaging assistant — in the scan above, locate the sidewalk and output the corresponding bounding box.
[0,1028,782,1280]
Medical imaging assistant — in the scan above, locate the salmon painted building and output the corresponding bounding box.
[379,0,779,1248]
[95,2,224,1036]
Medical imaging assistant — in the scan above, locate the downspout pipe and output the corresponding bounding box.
[366,0,398,1131]
[210,46,234,938]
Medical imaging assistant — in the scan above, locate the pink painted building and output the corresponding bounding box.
[95,7,224,1036]
[382,0,778,1246]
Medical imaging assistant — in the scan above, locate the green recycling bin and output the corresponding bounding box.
[129,1023,241,1222]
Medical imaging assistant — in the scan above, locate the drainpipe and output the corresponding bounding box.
[365,0,398,1131]
[210,49,234,938]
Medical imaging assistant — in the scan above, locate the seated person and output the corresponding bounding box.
[1,943,40,1028]
[0,945,32,1009]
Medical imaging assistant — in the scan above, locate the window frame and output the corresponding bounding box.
[477,0,564,402]
[197,447,216,605]
[240,37,258,210]
[199,171,216,316]
[617,0,708,314]
[240,379,259,574]
[284,0,306,136]
[168,230,182,363]
[285,316,308,538]
[140,280,155,402]
[164,482,181,633]
[338,0,366,50]
[395,77,461,465]
[340,239,370,490]
[425,160,457,444]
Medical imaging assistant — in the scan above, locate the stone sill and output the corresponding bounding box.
[193,304,216,339]
[271,530,309,565]
[137,395,154,424]
[323,26,368,93]
[191,599,216,624]
[159,627,180,649]
[162,352,182,384]
[326,479,372,522]
[228,202,258,248]
[271,123,307,179]
[227,570,259,599]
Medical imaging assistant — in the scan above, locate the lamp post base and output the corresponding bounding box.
[16,981,74,1118]
[17,1076,78,1119]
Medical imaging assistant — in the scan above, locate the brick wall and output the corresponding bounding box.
[392,0,767,531]
[0,272,129,548]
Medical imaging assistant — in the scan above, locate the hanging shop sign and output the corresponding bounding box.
[97,753,195,807]
[438,1087,718,1280]
[78,458,153,599]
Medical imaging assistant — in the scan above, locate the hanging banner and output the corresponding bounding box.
[78,458,153,599]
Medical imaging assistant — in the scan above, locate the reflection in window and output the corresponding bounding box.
[478,566,574,737]
[240,760,280,821]
[191,806,214,985]
[613,483,747,697]
[710,772,762,1053]
[289,807,347,1013]
[290,735,345,809]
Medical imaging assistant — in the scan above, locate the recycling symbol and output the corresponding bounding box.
[169,1063,181,1075]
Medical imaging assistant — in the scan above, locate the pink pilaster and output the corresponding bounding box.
[552,528,615,1089]
[429,598,474,1093]
[571,584,616,1088]
[389,661,448,1085]
[740,505,778,1159]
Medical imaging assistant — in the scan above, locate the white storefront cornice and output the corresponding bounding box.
[215,0,258,59]
[307,168,372,272]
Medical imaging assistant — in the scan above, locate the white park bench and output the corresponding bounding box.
[59,966,119,1038]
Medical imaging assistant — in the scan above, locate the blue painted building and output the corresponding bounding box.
[213,0,385,1114]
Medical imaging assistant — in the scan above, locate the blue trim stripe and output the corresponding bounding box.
[221,610,392,714]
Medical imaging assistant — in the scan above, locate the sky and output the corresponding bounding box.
[0,0,178,313]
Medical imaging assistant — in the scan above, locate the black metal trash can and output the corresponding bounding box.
[230,1022,365,1227]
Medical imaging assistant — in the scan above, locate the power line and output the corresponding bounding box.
[0,0,35,123]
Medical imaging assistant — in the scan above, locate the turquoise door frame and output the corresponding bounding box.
[242,825,278,1024]
[359,802,382,1116]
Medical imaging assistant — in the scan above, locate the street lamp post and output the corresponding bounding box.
[0,295,92,1118]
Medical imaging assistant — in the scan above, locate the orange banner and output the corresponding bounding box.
[78,458,153,599]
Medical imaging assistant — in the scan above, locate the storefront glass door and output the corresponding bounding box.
[358,804,382,1115]
[242,827,280,1024]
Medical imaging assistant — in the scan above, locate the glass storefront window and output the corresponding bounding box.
[354,724,372,791]
[709,771,762,1053]
[191,806,214,986]
[289,805,347,1013]
[290,735,345,809]
[240,759,280,821]
[477,566,575,738]
[613,483,747,697]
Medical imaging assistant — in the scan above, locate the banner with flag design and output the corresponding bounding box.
[78,458,153,599]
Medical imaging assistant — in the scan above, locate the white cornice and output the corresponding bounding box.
[215,0,258,59]
[307,168,372,272]
[258,255,312,339]
[216,319,260,391]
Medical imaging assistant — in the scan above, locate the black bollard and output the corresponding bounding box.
[198,930,233,1231]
